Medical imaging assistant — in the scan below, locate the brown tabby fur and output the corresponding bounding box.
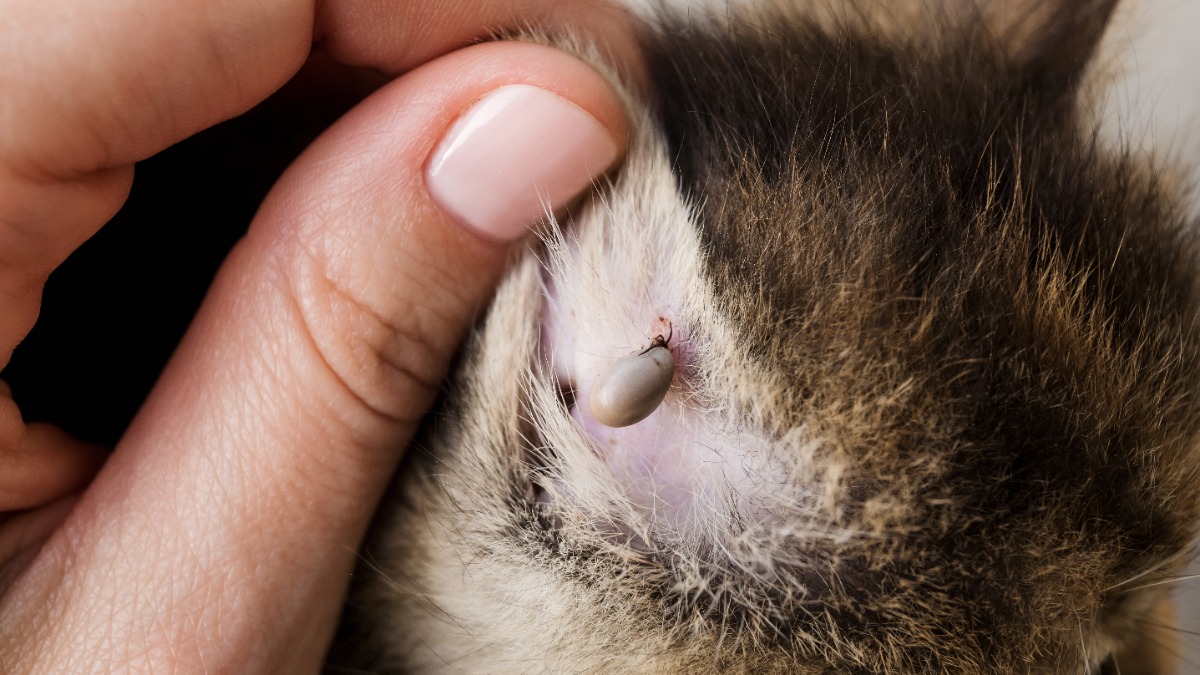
[331,1,1200,672]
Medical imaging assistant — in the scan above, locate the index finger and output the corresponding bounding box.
[0,0,642,363]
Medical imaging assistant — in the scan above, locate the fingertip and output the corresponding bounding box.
[426,82,622,243]
[413,40,631,245]
[261,39,632,429]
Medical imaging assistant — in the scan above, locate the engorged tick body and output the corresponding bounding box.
[588,330,676,428]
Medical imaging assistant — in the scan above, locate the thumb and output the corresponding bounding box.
[9,41,626,671]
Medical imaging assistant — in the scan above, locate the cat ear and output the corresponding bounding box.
[983,0,1119,90]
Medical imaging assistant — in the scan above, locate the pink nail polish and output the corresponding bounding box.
[426,84,621,242]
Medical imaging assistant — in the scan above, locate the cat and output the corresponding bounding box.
[331,1,1200,672]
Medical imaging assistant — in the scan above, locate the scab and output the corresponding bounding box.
[589,335,676,428]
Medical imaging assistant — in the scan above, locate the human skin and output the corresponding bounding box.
[0,0,635,670]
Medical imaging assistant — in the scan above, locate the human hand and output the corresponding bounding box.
[0,0,634,670]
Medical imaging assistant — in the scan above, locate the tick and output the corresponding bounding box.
[589,326,676,428]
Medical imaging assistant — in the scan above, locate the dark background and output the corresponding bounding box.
[1,58,383,447]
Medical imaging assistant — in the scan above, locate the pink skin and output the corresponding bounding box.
[571,381,704,529]
[541,276,759,534]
